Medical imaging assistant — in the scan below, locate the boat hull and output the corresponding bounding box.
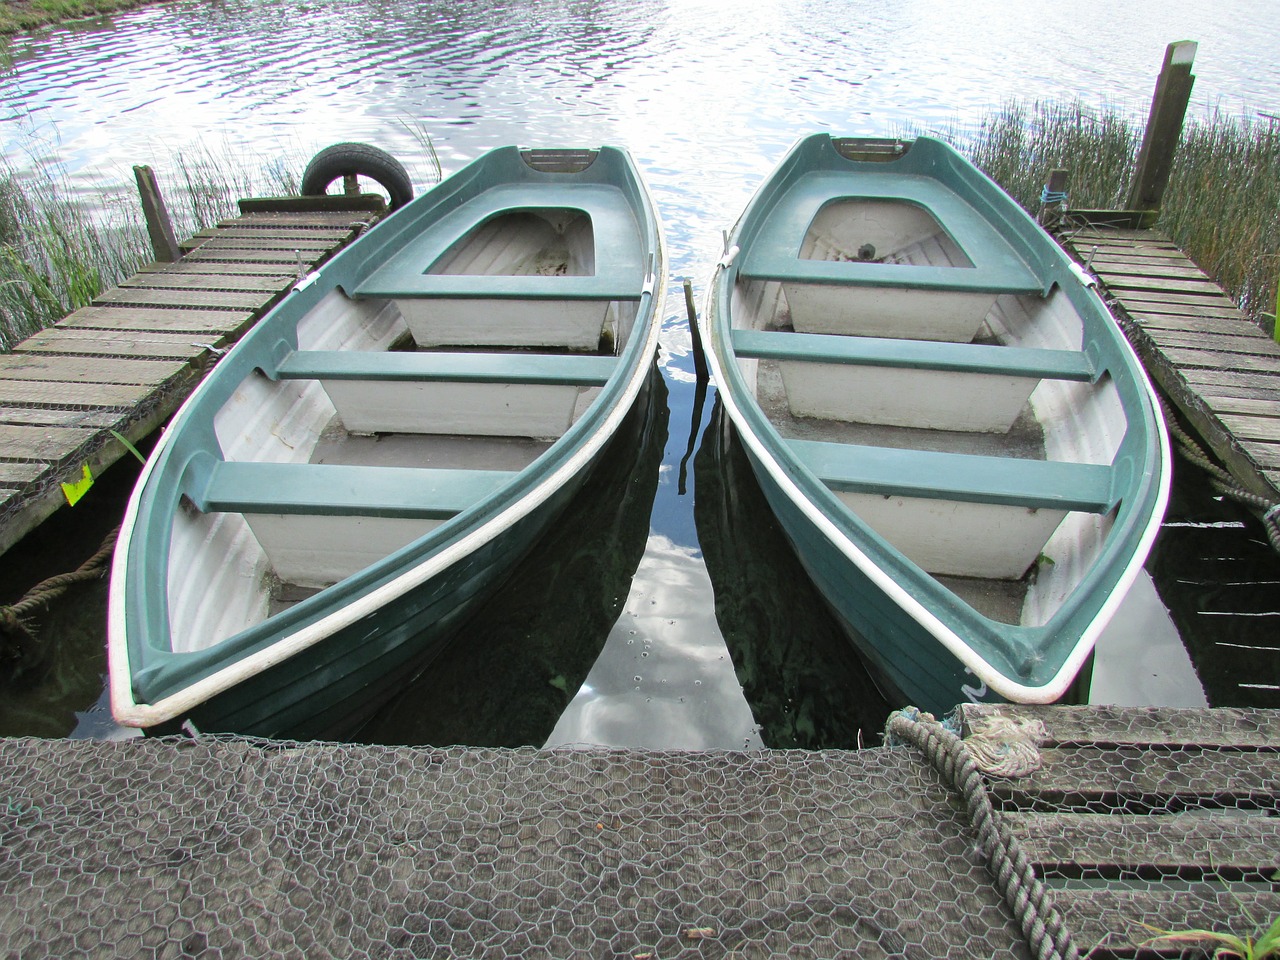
[110,145,665,737]
[702,134,1169,715]
[148,432,597,739]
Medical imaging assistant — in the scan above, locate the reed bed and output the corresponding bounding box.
[0,106,1275,347]
[0,149,302,349]
[956,100,1280,324]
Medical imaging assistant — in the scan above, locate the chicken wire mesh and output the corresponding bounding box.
[0,735,1026,959]
[0,705,1276,959]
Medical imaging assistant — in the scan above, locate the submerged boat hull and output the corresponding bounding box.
[703,134,1169,714]
[109,146,665,737]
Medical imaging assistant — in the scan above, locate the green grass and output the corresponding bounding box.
[947,99,1280,324]
[0,0,164,36]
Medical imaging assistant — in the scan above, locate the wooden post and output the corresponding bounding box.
[1125,40,1197,216]
[133,165,181,263]
[683,279,709,382]
[1037,169,1068,229]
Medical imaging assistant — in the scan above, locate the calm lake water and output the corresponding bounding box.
[1,0,1277,745]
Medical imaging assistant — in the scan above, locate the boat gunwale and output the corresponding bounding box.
[702,133,1171,702]
[108,145,667,728]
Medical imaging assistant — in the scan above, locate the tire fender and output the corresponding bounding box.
[300,142,414,210]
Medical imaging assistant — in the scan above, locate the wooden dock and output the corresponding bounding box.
[961,703,1280,957]
[0,704,1274,957]
[0,200,381,556]
[1064,225,1280,502]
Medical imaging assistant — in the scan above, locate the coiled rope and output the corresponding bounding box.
[1155,392,1280,553]
[886,707,1079,960]
[0,525,119,671]
[1039,186,1069,206]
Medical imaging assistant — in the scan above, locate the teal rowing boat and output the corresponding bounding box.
[701,134,1169,713]
[109,146,664,737]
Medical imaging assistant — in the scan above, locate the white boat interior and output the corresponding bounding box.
[732,191,1128,627]
[168,206,641,656]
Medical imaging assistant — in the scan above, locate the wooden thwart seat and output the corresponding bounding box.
[196,461,517,519]
[732,329,1096,382]
[787,439,1114,513]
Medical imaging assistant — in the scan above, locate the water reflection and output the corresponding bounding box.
[695,401,892,748]
[545,532,763,750]
[354,366,669,747]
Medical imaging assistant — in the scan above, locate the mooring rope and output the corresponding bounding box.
[0,525,119,668]
[886,708,1079,960]
[1155,392,1280,553]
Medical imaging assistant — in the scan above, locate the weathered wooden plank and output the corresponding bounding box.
[1006,811,1280,874]
[219,211,379,228]
[137,260,308,277]
[1137,330,1280,355]
[1202,395,1280,418]
[185,226,354,242]
[15,328,218,360]
[0,424,99,463]
[1158,347,1280,374]
[1100,274,1232,296]
[121,272,294,293]
[962,705,1280,748]
[1073,229,1178,242]
[94,286,277,311]
[1074,243,1186,263]
[0,406,124,429]
[0,462,48,485]
[1086,249,1207,266]
[188,236,339,253]
[1183,368,1280,400]
[1217,414,1280,444]
[0,354,189,387]
[989,747,1278,806]
[179,248,322,265]
[1091,260,1213,281]
[0,379,157,409]
[57,306,256,333]
[1124,303,1254,322]
[1124,315,1263,339]
[1113,289,1240,309]
[1241,441,1280,470]
[1056,887,1280,956]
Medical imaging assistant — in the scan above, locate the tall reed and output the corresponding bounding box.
[0,149,303,349]
[0,167,147,348]
[956,100,1279,324]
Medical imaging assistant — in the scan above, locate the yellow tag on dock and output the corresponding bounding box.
[61,464,94,506]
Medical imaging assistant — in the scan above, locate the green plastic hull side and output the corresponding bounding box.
[705,133,1168,708]
[116,145,665,730]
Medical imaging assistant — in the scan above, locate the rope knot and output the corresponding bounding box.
[965,712,1048,778]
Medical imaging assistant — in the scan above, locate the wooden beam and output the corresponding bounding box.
[133,165,181,263]
[1125,40,1197,213]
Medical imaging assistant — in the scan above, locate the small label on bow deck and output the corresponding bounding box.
[61,464,94,506]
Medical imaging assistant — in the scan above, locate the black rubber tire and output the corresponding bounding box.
[300,142,414,210]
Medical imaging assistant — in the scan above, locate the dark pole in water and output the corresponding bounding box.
[683,279,709,383]
[1125,40,1197,220]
